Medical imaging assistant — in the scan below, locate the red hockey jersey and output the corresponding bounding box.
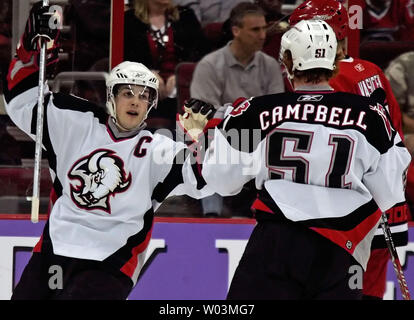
[330,57,403,137]
[362,0,414,41]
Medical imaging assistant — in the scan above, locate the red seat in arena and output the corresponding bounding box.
[175,62,197,112]
[0,167,52,197]
[203,22,224,50]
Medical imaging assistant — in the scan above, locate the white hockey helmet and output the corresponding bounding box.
[280,19,337,72]
[106,61,159,121]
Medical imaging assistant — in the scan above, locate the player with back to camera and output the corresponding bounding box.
[288,0,410,300]
[199,19,411,299]
[5,1,214,300]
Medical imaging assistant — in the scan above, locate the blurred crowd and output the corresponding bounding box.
[1,0,414,218]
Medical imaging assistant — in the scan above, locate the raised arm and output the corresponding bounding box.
[4,1,60,136]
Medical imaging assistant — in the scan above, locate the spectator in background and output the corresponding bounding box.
[359,0,414,42]
[218,0,289,59]
[190,2,284,217]
[124,0,210,129]
[385,52,414,134]
[173,0,253,26]
[191,2,284,107]
[171,0,203,22]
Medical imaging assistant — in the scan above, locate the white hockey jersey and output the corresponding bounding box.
[4,63,211,283]
[202,87,411,269]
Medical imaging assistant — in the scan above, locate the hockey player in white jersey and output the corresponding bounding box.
[5,2,214,300]
[201,20,411,299]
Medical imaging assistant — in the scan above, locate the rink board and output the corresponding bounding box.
[0,216,413,300]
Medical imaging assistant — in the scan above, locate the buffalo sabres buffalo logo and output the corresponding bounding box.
[68,149,131,213]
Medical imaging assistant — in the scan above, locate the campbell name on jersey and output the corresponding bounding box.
[224,91,394,150]
[202,89,411,269]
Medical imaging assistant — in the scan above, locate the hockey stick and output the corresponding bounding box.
[31,0,49,223]
[370,88,410,299]
[380,211,411,300]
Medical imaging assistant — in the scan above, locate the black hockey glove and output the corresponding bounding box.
[22,1,61,52]
[178,99,215,142]
[184,98,215,119]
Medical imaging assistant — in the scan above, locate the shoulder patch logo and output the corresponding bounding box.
[68,149,131,213]
[354,63,365,72]
[230,98,251,117]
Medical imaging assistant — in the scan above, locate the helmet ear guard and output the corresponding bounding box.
[105,61,159,126]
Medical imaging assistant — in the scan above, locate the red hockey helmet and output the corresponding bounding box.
[288,0,349,40]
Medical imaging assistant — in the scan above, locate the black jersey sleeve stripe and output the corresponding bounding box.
[53,179,63,198]
[397,141,405,148]
[51,92,108,124]
[151,149,186,203]
[3,71,39,104]
[191,161,207,190]
[30,93,51,136]
[42,95,58,174]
